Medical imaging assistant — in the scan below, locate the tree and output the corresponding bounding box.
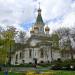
[50,33,59,62]
[0,39,7,64]
[0,27,7,64]
[57,27,74,60]
[2,26,17,65]
[18,31,26,44]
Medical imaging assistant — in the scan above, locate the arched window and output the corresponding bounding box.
[29,49,32,58]
[40,49,44,58]
[16,54,18,61]
[20,52,22,59]
[15,54,18,64]
[20,51,24,59]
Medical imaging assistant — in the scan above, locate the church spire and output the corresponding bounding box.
[38,2,41,15]
[36,3,44,25]
[39,2,40,9]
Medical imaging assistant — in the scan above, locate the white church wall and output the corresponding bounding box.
[11,51,22,65]
[53,51,61,60]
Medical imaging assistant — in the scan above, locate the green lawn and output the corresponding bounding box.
[0,72,22,75]
[54,71,75,75]
[0,70,75,75]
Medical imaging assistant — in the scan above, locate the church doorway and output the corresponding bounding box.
[33,58,37,64]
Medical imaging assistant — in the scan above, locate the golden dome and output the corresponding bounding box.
[45,26,50,31]
[34,26,39,29]
[30,29,34,33]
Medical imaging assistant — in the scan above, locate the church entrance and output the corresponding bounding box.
[33,58,37,64]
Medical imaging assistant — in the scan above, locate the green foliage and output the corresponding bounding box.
[50,33,59,41]
[0,39,8,64]
[50,33,59,50]
[52,59,75,67]
[0,26,17,64]
[4,63,33,67]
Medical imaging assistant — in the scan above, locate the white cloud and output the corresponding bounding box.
[0,0,75,34]
[41,0,75,33]
[0,0,34,31]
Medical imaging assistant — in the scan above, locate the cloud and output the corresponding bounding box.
[0,0,75,34]
[0,0,35,30]
[41,0,75,33]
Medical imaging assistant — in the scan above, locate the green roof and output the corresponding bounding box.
[36,14,44,24]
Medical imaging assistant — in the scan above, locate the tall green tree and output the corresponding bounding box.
[0,39,7,64]
[2,26,17,64]
[0,26,8,64]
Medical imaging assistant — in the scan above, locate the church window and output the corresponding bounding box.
[40,49,44,58]
[16,54,18,61]
[20,51,24,59]
[20,52,22,59]
[15,54,18,64]
[29,50,32,58]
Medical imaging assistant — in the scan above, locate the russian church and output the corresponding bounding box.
[11,7,60,65]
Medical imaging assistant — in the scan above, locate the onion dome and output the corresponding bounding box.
[45,26,50,31]
[34,26,39,30]
[30,29,34,33]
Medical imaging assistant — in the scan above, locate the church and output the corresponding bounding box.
[11,7,60,65]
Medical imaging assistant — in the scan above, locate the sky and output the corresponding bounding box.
[0,0,75,34]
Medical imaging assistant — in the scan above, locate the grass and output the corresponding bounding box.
[0,70,75,75]
[55,70,75,75]
[0,72,22,75]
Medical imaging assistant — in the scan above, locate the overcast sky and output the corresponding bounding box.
[0,0,75,33]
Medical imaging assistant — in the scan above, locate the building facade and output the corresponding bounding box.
[11,7,60,65]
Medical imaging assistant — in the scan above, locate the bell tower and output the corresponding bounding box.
[34,3,45,34]
[30,3,45,35]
